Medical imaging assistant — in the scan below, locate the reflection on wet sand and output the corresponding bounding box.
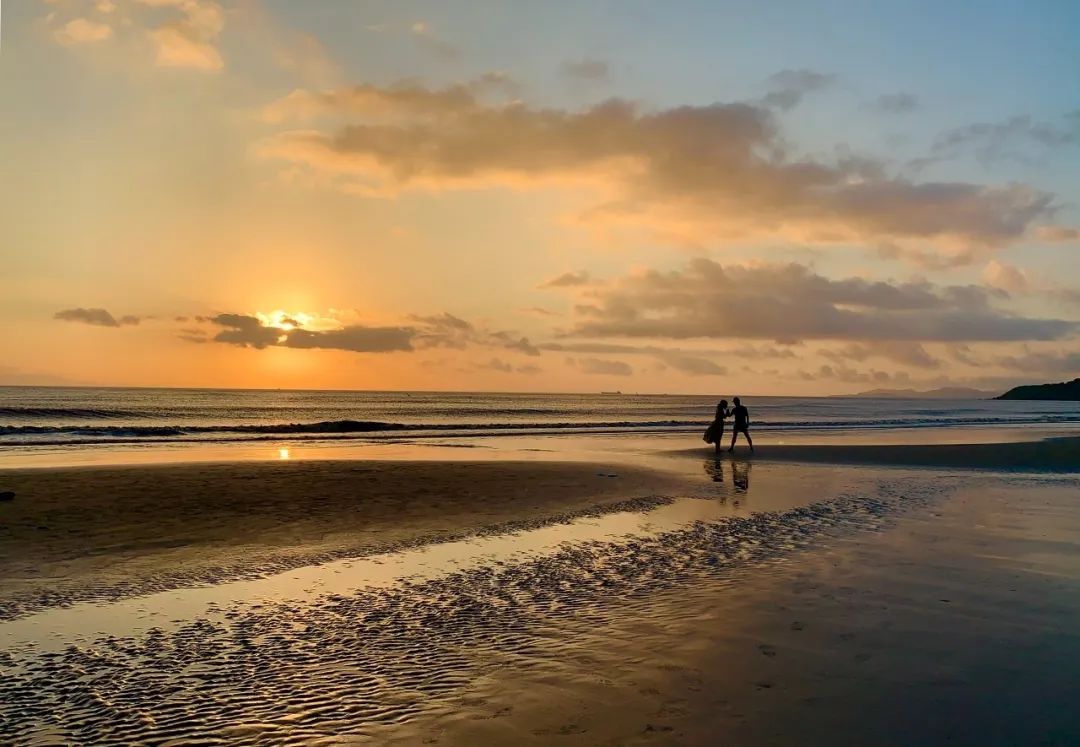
[704,458,752,504]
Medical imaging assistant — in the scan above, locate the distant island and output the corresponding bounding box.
[845,387,996,400]
[995,378,1080,401]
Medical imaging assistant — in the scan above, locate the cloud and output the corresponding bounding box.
[921,112,1080,167]
[410,21,461,60]
[761,69,836,110]
[257,82,1055,259]
[210,313,285,348]
[573,357,632,376]
[490,331,541,356]
[521,306,561,317]
[49,0,225,71]
[820,341,941,369]
[981,260,1029,293]
[202,309,542,359]
[562,58,610,82]
[150,25,223,71]
[658,353,726,376]
[874,92,918,113]
[479,357,513,373]
[801,364,911,385]
[477,358,542,374]
[209,313,413,352]
[994,348,1080,374]
[542,341,796,360]
[1036,225,1080,243]
[53,18,113,46]
[54,308,140,327]
[409,312,540,355]
[140,0,225,71]
[540,271,593,288]
[259,78,518,124]
[563,258,1075,343]
[1053,288,1080,306]
[285,326,415,353]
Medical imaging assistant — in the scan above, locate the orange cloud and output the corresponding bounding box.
[560,259,1074,343]
[53,18,113,46]
[45,0,226,71]
[257,83,1057,262]
[141,0,225,71]
[1036,225,1080,243]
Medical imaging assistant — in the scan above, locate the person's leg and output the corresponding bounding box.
[728,429,737,452]
[745,429,754,452]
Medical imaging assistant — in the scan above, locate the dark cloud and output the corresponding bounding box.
[762,69,836,110]
[54,308,140,327]
[801,364,911,385]
[284,326,414,353]
[874,92,918,113]
[178,333,208,344]
[574,357,632,376]
[820,341,941,369]
[659,353,725,376]
[204,310,541,358]
[1037,225,1080,243]
[540,271,593,288]
[542,340,779,374]
[564,259,1075,343]
[948,343,983,367]
[210,313,284,349]
[209,313,413,353]
[478,357,512,373]
[477,358,543,374]
[562,58,610,82]
[411,313,540,355]
[918,112,1080,167]
[994,348,1080,374]
[260,82,1054,256]
[521,306,561,317]
[489,330,541,356]
[1053,288,1080,306]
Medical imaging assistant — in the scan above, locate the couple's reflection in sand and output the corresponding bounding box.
[705,458,751,505]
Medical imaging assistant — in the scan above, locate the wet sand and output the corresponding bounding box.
[391,475,1080,746]
[1,440,1078,744]
[676,434,1080,471]
[0,460,689,619]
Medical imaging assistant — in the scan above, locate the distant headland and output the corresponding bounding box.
[995,378,1080,401]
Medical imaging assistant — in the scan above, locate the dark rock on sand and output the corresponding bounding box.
[0,491,14,502]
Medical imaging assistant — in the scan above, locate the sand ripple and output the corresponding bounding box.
[0,479,949,744]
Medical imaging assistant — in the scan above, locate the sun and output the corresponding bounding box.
[256,310,314,331]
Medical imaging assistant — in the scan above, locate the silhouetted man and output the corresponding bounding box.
[728,396,753,453]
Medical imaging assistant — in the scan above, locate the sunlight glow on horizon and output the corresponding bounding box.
[1,1,1078,395]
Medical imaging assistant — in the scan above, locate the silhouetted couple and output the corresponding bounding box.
[703,397,753,454]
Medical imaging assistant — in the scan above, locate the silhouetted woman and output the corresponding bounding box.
[703,399,730,454]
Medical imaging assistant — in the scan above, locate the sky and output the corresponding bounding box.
[1,0,1079,395]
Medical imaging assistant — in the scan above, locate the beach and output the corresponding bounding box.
[1,427,1079,744]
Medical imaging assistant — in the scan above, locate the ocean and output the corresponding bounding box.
[2,386,1079,450]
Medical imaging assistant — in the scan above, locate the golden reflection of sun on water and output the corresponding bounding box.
[278,448,290,460]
